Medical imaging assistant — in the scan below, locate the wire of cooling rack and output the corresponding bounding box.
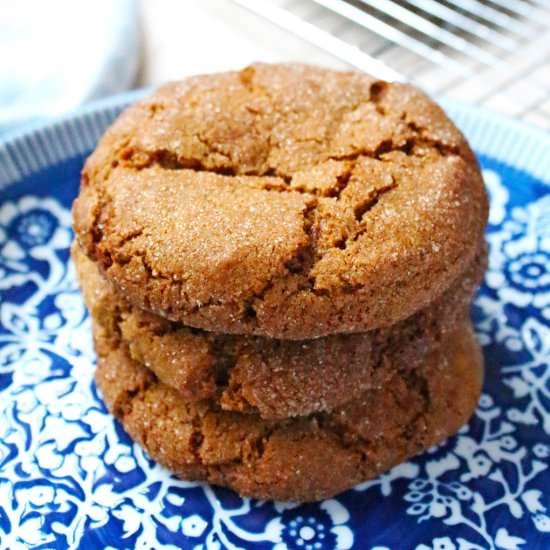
[231,0,550,129]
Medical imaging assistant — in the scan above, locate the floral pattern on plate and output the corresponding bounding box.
[0,106,549,549]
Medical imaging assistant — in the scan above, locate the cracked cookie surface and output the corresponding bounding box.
[73,63,488,338]
[74,244,485,419]
[94,322,483,502]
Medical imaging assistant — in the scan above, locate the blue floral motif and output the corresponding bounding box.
[274,501,353,550]
[0,120,549,549]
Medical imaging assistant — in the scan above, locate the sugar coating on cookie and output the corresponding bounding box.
[94,323,483,502]
[73,63,488,339]
[74,243,485,419]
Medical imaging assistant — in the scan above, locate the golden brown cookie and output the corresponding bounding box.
[73,63,488,339]
[74,244,485,419]
[94,322,483,502]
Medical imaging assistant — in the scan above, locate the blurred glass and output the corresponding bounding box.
[0,0,139,135]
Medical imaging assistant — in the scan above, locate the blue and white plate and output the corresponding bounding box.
[0,96,549,550]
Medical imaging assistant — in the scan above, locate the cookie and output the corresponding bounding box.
[74,243,485,419]
[73,63,488,339]
[94,322,483,502]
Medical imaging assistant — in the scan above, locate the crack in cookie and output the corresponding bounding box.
[73,63,488,339]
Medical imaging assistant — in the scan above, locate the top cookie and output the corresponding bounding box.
[73,63,488,339]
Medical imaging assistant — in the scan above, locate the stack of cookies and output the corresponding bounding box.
[72,64,488,502]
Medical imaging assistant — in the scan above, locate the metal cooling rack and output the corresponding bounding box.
[232,0,550,129]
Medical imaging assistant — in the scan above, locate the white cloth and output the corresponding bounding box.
[0,0,139,134]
